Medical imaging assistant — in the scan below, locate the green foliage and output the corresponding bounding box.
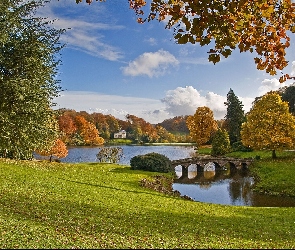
[281,84,295,115]
[211,129,231,156]
[96,147,123,163]
[130,152,172,173]
[231,141,252,152]
[0,0,64,159]
[107,138,133,145]
[224,89,245,144]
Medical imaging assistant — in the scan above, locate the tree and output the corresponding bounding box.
[0,0,64,159]
[224,89,245,145]
[36,139,68,162]
[96,147,123,163]
[186,106,218,147]
[58,114,77,144]
[78,0,295,82]
[211,128,231,156]
[281,84,295,115]
[155,125,176,143]
[241,91,295,159]
[75,116,105,145]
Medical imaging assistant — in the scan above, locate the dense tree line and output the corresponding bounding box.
[56,109,191,145]
[184,87,295,158]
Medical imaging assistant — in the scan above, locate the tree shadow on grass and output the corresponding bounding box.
[58,177,174,200]
[1,186,294,249]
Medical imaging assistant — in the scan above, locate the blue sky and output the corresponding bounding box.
[39,0,295,123]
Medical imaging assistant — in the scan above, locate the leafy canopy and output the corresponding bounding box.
[211,128,231,156]
[241,91,295,158]
[0,0,64,159]
[36,139,68,161]
[77,0,295,82]
[186,106,218,146]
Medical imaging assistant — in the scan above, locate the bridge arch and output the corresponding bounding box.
[171,156,254,179]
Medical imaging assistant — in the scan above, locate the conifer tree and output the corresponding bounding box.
[224,89,245,145]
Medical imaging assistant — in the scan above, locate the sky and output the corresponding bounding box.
[38,0,295,124]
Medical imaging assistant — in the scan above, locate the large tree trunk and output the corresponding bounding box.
[272,149,277,159]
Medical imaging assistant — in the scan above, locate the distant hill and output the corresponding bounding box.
[157,115,189,134]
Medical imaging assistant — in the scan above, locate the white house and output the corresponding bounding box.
[114,130,126,139]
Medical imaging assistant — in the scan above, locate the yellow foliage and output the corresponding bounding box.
[186,106,218,146]
[241,92,295,152]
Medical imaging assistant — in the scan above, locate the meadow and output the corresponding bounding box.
[0,151,295,249]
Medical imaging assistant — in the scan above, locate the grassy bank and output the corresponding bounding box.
[227,150,295,197]
[197,148,295,197]
[0,158,295,248]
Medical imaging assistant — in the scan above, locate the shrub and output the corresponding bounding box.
[130,152,172,173]
[96,147,124,163]
[211,129,231,156]
[232,141,253,152]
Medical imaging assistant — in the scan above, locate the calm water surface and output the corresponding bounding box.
[55,145,295,207]
[60,145,196,165]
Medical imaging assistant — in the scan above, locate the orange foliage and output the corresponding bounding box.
[186,107,218,146]
[37,139,68,161]
[128,0,295,82]
[75,115,104,145]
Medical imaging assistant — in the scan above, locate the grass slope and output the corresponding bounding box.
[0,158,295,248]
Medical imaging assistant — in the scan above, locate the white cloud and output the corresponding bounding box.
[161,86,254,120]
[53,91,168,123]
[258,78,286,96]
[239,97,255,113]
[37,0,124,61]
[144,37,157,46]
[291,61,295,76]
[121,49,179,77]
[53,88,256,124]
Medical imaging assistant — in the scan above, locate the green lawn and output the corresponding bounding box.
[0,158,295,248]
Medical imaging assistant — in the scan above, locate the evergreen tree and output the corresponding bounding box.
[224,89,245,145]
[0,0,64,159]
[281,84,295,115]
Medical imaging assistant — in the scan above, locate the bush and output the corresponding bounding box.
[232,141,253,152]
[96,147,124,163]
[211,129,231,156]
[130,152,172,173]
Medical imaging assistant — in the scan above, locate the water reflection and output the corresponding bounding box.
[35,145,295,207]
[173,167,295,207]
[59,145,196,165]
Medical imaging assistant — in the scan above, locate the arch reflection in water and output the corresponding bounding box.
[173,162,295,207]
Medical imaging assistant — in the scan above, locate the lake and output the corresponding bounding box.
[60,145,197,165]
[42,145,295,207]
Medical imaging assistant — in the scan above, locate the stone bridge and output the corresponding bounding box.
[171,155,254,179]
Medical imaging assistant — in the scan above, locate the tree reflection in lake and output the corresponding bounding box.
[173,164,295,207]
